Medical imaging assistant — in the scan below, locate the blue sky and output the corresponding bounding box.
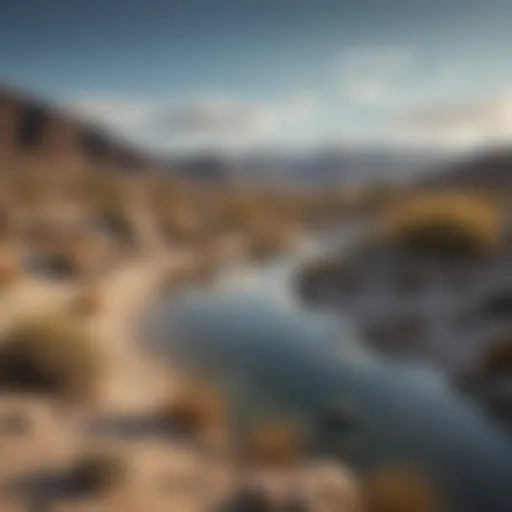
[3,0,512,154]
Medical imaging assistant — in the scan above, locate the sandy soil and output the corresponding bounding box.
[0,232,360,511]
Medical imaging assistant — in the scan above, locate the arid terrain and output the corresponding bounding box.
[0,85,511,512]
[0,86,379,510]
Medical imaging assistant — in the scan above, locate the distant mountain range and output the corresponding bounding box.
[167,147,442,187]
[425,147,512,188]
[1,84,510,188]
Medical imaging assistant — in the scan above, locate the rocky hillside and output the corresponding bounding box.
[0,85,157,175]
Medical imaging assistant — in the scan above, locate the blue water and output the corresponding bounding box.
[144,226,512,512]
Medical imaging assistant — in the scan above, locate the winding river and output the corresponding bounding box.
[143,223,512,512]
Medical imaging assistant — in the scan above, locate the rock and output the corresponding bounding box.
[322,403,358,431]
[395,265,426,294]
[480,289,512,320]
[299,460,362,512]
[280,494,311,511]
[220,485,274,512]
[364,314,426,355]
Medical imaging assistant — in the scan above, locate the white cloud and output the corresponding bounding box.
[157,94,320,136]
[344,81,388,108]
[278,94,321,123]
[66,93,321,152]
[66,97,153,133]
[395,91,512,149]
[157,99,277,135]
[338,45,416,108]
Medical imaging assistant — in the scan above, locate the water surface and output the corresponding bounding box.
[144,225,512,511]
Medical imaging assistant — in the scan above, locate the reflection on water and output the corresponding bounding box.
[143,225,512,512]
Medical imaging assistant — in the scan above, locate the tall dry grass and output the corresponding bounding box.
[382,192,501,259]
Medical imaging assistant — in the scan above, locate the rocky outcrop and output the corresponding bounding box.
[0,85,154,175]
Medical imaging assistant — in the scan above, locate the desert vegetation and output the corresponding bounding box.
[66,449,128,495]
[2,21,512,509]
[294,187,512,440]
[0,122,508,512]
[363,313,426,354]
[157,378,227,438]
[240,418,306,468]
[361,465,446,512]
[296,256,362,305]
[381,192,502,260]
[68,284,104,317]
[0,249,20,290]
[471,331,512,381]
[0,314,102,405]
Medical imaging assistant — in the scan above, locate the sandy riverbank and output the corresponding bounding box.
[0,222,365,512]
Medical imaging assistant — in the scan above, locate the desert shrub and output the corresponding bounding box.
[300,258,344,284]
[296,257,361,303]
[8,174,48,205]
[72,175,135,246]
[219,485,274,511]
[157,207,204,245]
[61,231,115,279]
[295,259,334,303]
[20,218,57,248]
[0,314,102,404]
[68,285,103,317]
[0,204,12,241]
[157,256,218,297]
[479,289,512,320]
[246,223,298,263]
[360,181,397,212]
[158,379,226,437]
[364,314,426,354]
[304,460,362,512]
[68,450,127,494]
[362,465,445,512]
[31,248,80,280]
[395,265,426,295]
[188,254,218,285]
[95,205,135,247]
[240,419,305,468]
[383,193,501,260]
[157,266,188,296]
[218,192,267,232]
[0,252,20,289]
[475,332,512,380]
[150,181,209,244]
[78,174,126,210]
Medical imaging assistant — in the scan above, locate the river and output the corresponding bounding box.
[143,222,512,512]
